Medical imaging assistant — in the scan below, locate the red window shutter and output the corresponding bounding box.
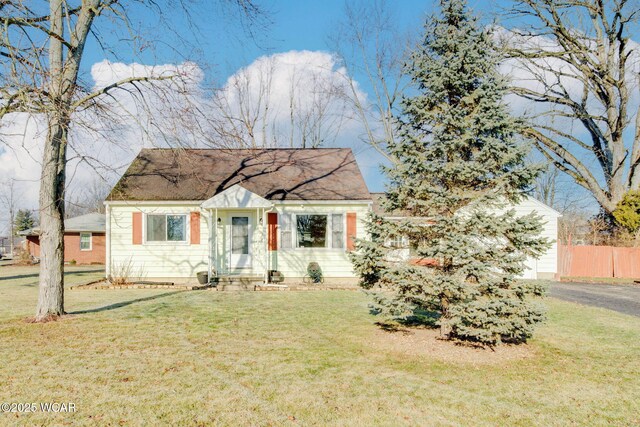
[132,212,142,245]
[190,212,201,244]
[268,212,278,251]
[346,212,357,251]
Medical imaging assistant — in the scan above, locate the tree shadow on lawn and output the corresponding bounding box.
[0,269,104,285]
[68,291,184,315]
[372,307,440,335]
[372,308,504,350]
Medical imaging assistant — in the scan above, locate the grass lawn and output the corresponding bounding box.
[1,266,639,426]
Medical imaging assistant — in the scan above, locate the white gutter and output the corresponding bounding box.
[272,200,372,206]
[104,200,203,206]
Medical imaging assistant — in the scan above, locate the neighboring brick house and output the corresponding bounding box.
[21,213,106,265]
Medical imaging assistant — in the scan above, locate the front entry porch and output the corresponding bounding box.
[202,185,275,282]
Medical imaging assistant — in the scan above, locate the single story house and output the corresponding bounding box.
[21,212,106,265]
[105,148,560,283]
[104,148,371,283]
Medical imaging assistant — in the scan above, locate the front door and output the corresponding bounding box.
[229,214,252,270]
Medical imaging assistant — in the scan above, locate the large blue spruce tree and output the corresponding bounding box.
[351,0,550,346]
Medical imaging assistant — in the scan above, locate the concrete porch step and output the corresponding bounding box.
[216,283,256,291]
[213,275,264,291]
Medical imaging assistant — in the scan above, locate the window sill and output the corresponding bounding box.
[143,241,190,246]
[282,247,346,252]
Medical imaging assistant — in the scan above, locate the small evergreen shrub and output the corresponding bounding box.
[307,262,323,284]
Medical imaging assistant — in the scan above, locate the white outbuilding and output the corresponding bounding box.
[371,194,561,280]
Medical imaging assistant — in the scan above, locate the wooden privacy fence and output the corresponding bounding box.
[559,244,640,279]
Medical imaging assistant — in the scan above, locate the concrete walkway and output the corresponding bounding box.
[549,282,640,317]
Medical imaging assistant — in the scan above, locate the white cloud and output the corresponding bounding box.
[0,114,46,213]
[496,26,640,118]
[90,60,204,90]
[212,50,367,148]
[0,60,208,233]
[0,51,384,233]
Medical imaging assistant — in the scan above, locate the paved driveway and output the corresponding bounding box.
[549,282,640,317]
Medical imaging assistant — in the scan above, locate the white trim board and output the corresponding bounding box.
[202,184,272,209]
[106,199,373,207]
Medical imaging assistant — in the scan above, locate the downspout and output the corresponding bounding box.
[266,205,275,282]
[263,207,267,282]
[207,209,212,277]
[105,203,111,279]
[214,208,218,274]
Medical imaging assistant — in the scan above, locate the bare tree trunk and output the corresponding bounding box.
[35,0,67,321]
[8,187,14,256]
[9,219,14,256]
[35,115,68,320]
[1,0,264,321]
[439,296,450,339]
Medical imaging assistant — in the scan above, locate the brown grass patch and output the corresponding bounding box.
[24,312,80,324]
[371,323,535,365]
[24,314,62,323]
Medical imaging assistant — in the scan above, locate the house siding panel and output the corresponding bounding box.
[511,197,559,279]
[273,203,370,278]
[107,197,555,281]
[109,205,208,280]
[108,202,371,281]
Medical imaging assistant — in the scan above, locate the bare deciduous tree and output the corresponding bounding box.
[331,0,413,163]
[210,55,351,148]
[0,179,18,255]
[0,0,262,321]
[532,162,559,208]
[503,0,640,215]
[65,177,113,217]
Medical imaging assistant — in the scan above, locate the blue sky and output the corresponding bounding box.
[2,0,624,219]
[76,0,508,194]
[2,0,509,221]
[82,0,503,82]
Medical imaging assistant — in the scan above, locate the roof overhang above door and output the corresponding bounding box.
[201,184,272,209]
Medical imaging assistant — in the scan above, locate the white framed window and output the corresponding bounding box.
[80,232,92,251]
[297,214,328,248]
[280,213,344,249]
[145,214,187,243]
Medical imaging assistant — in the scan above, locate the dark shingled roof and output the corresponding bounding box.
[107,148,372,202]
[370,192,412,217]
[19,213,106,236]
